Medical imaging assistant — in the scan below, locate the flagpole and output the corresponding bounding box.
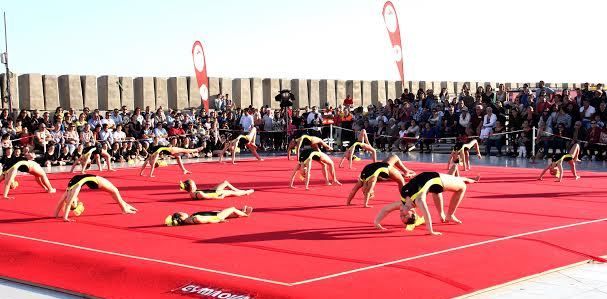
[2,12,12,112]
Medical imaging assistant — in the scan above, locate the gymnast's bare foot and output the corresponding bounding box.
[446,215,462,224]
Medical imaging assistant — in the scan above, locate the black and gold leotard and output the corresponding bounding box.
[359,162,390,182]
[349,142,365,153]
[190,211,221,222]
[191,189,221,199]
[400,172,444,204]
[299,148,322,164]
[148,145,172,155]
[298,135,313,147]
[236,135,252,147]
[68,174,100,190]
[83,146,100,157]
[2,157,30,173]
[552,153,573,163]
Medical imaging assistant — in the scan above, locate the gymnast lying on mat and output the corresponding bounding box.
[538,143,581,182]
[179,179,254,200]
[289,148,341,190]
[0,157,56,199]
[346,154,415,208]
[54,174,137,222]
[374,172,479,235]
[447,139,482,176]
[165,206,253,226]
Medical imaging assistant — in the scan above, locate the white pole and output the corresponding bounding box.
[329,124,334,148]
[532,126,536,157]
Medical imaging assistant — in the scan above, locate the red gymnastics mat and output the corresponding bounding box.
[0,157,606,299]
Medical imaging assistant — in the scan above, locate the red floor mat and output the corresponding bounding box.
[0,158,606,299]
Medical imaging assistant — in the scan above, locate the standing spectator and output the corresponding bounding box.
[343,95,354,108]
[239,109,254,132]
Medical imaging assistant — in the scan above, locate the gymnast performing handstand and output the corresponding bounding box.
[289,148,341,190]
[54,174,137,222]
[218,127,263,164]
[538,143,581,182]
[286,134,333,160]
[346,154,415,208]
[70,143,114,174]
[447,139,482,175]
[139,144,201,177]
[165,206,253,226]
[179,179,254,199]
[1,157,56,199]
[339,129,377,169]
[374,172,479,235]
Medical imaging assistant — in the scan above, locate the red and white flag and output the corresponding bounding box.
[382,1,404,86]
[192,40,209,112]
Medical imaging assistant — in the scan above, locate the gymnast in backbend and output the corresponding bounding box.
[339,129,377,169]
[286,134,333,160]
[346,154,416,208]
[139,144,202,177]
[447,139,482,176]
[538,143,581,182]
[289,148,341,190]
[218,127,263,164]
[0,157,56,199]
[374,172,479,235]
[54,174,137,222]
[165,206,253,226]
[70,143,114,174]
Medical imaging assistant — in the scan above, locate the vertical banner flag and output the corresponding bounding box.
[192,41,209,112]
[382,1,404,87]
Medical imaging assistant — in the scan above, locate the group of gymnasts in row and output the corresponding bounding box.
[1,127,582,234]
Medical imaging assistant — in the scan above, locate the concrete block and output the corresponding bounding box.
[134,77,155,110]
[335,80,347,105]
[419,81,429,91]
[167,77,188,110]
[432,81,441,93]
[81,75,98,110]
[42,75,60,110]
[319,79,336,108]
[97,75,120,111]
[346,80,362,108]
[209,77,220,99]
[410,81,420,94]
[505,83,518,90]
[250,77,263,109]
[280,79,291,92]
[361,80,372,108]
[119,77,134,110]
[58,75,83,110]
[454,82,466,95]
[233,78,251,108]
[442,81,455,96]
[187,76,199,108]
[308,79,320,108]
[395,81,403,98]
[18,73,44,110]
[385,81,396,100]
[291,79,308,108]
[371,80,386,106]
[263,78,281,109]
[154,77,168,109]
[219,77,232,98]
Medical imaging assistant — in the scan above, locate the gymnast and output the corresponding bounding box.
[447,139,482,174]
[139,144,202,177]
[346,154,415,208]
[538,143,581,182]
[70,143,114,173]
[179,179,254,199]
[218,127,263,164]
[339,129,377,169]
[287,134,333,160]
[0,157,56,199]
[165,206,253,226]
[289,148,341,190]
[374,172,479,235]
[54,174,137,222]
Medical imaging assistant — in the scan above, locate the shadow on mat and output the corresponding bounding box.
[117,184,176,191]
[200,225,409,243]
[0,216,57,224]
[471,191,607,202]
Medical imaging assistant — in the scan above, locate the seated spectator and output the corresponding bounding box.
[419,122,438,153]
[485,120,506,157]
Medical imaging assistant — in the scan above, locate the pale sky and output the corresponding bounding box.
[2,0,605,83]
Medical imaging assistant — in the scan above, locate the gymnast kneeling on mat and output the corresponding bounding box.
[179,179,254,200]
[339,129,377,169]
[139,144,202,177]
[538,143,581,182]
[0,157,56,199]
[287,134,333,161]
[218,127,263,164]
[54,174,138,222]
[374,172,479,235]
[346,154,416,208]
[165,206,253,226]
[289,148,341,190]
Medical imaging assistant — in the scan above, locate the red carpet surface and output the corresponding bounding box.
[0,157,606,299]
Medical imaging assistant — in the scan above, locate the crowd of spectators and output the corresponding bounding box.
[1,81,606,169]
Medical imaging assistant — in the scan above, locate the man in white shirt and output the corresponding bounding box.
[112,124,127,143]
[153,123,169,145]
[480,107,497,139]
[239,109,254,132]
[579,99,596,128]
[99,124,114,144]
[458,107,471,134]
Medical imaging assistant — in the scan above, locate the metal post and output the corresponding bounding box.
[329,124,334,149]
[532,126,536,157]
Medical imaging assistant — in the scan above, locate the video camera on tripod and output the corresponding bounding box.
[275,89,295,108]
